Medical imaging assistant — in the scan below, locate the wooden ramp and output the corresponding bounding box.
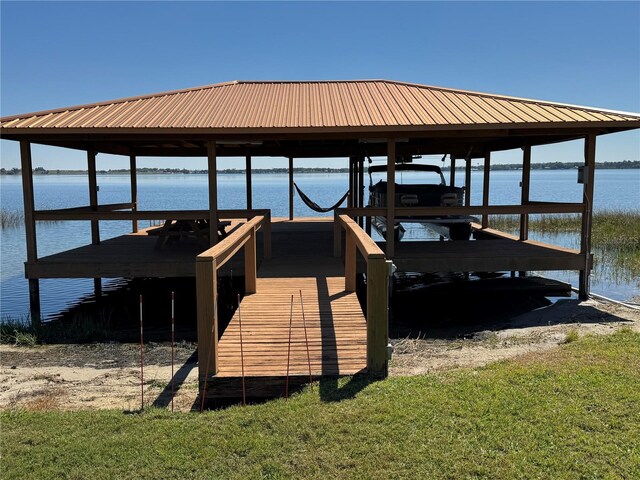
[210,255,367,398]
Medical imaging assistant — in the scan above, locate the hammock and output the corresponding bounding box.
[293,182,349,213]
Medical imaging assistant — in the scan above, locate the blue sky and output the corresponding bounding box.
[1,1,639,170]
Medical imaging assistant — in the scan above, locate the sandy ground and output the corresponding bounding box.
[1,299,638,411]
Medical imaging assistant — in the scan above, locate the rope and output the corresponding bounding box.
[293,182,349,213]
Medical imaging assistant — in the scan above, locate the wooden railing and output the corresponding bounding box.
[334,203,586,256]
[337,214,389,377]
[196,215,265,380]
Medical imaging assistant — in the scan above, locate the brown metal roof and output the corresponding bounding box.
[2,80,638,131]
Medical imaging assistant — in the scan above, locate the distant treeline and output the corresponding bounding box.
[1,160,638,175]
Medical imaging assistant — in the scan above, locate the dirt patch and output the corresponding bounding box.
[389,299,639,376]
[1,299,638,410]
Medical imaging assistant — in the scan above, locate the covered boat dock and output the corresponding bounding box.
[2,80,639,393]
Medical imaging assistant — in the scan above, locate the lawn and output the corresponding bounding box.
[1,330,639,479]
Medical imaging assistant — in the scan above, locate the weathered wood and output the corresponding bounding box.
[129,154,138,233]
[333,210,342,257]
[464,156,472,207]
[345,230,356,292]
[196,258,218,379]
[367,257,388,377]
[482,152,491,228]
[28,279,41,325]
[198,216,264,270]
[386,139,396,258]
[348,156,354,208]
[579,134,596,299]
[289,157,294,220]
[245,155,252,210]
[87,150,100,244]
[244,226,257,294]
[520,145,531,240]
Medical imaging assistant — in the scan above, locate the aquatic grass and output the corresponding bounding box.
[1,329,639,479]
[0,316,38,346]
[489,210,640,280]
[0,208,23,228]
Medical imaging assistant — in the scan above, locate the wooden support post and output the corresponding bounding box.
[345,231,356,292]
[333,210,342,258]
[482,152,491,228]
[245,155,252,210]
[263,211,272,259]
[358,156,365,227]
[520,146,531,241]
[450,157,456,187]
[386,140,396,258]
[207,142,218,246]
[348,156,353,203]
[197,257,218,379]
[352,156,359,213]
[87,150,102,298]
[367,257,388,377]
[244,226,257,294]
[129,154,138,233]
[87,151,100,244]
[579,134,596,299]
[20,141,41,325]
[289,157,294,220]
[464,157,472,207]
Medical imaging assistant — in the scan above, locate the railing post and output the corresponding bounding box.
[366,257,388,377]
[333,210,342,257]
[197,257,218,380]
[263,211,272,259]
[345,230,356,292]
[245,226,257,294]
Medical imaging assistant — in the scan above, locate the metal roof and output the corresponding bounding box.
[2,80,638,131]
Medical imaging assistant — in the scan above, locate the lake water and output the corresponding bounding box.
[1,168,639,318]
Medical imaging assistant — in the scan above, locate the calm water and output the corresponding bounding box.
[1,169,639,318]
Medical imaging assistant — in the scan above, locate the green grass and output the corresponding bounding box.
[2,329,639,479]
[490,210,640,279]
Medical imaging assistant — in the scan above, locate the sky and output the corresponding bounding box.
[1,1,639,170]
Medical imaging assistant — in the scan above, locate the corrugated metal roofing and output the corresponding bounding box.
[1,80,638,130]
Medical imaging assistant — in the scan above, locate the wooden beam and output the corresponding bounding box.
[450,157,456,187]
[129,154,138,233]
[367,257,388,377]
[358,156,365,227]
[482,152,491,228]
[207,142,218,246]
[289,157,294,220]
[20,141,40,325]
[464,156,472,207]
[87,150,100,244]
[245,155,252,210]
[579,134,596,299]
[386,139,396,258]
[345,231,356,292]
[520,145,532,240]
[196,257,218,379]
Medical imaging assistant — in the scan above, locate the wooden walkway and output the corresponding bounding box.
[217,267,366,378]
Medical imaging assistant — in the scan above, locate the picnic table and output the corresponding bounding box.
[148,219,231,249]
